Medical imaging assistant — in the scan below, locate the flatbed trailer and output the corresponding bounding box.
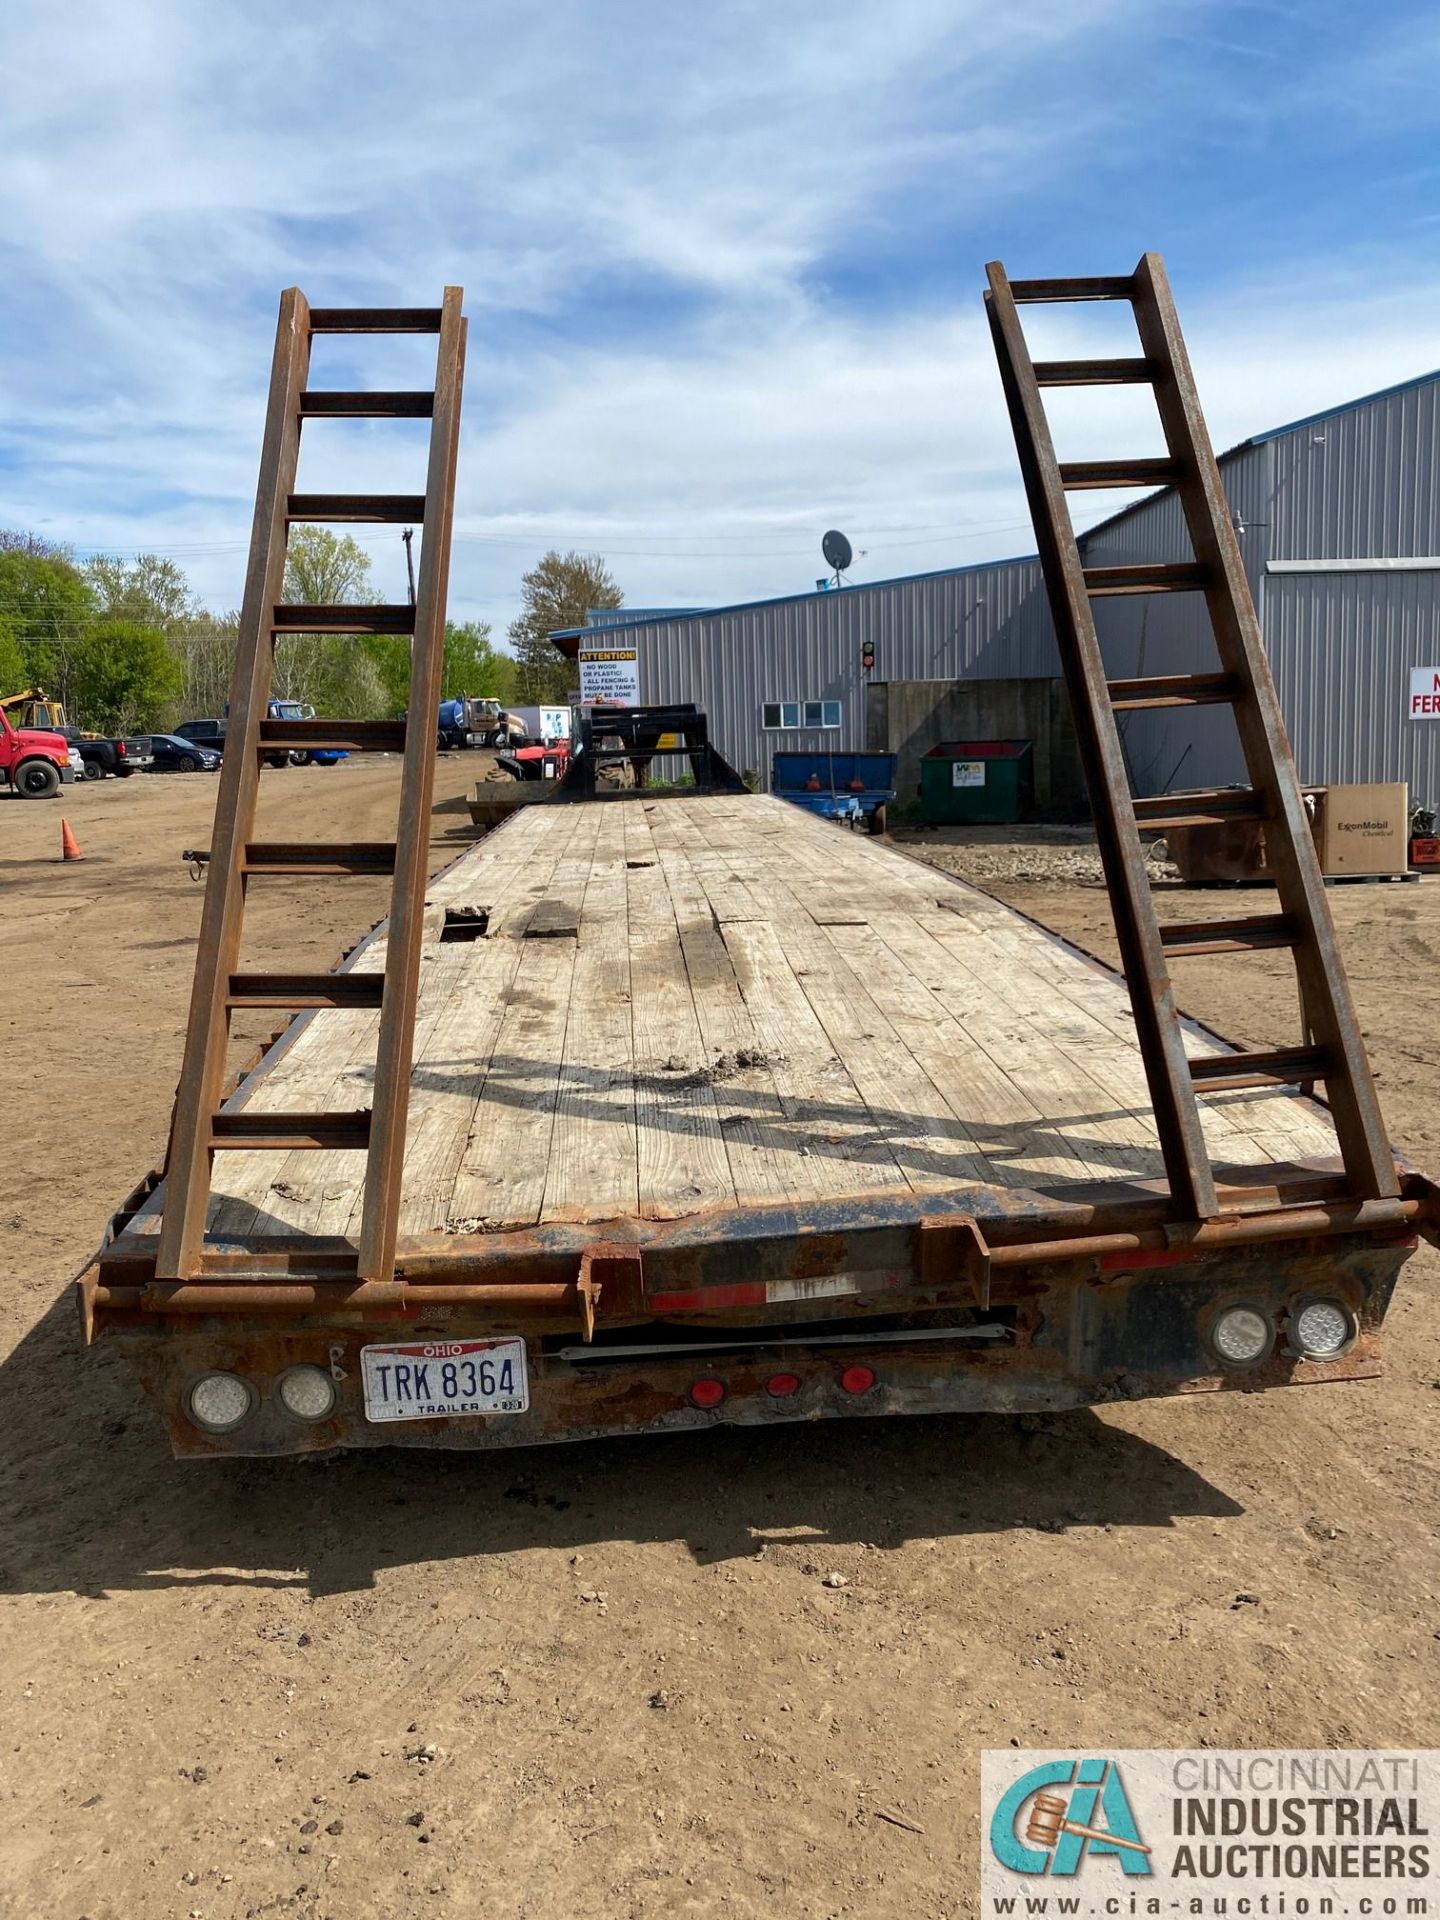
[82,791,1438,1458]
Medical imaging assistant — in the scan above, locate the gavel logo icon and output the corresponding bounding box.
[1025,1792,1152,1858]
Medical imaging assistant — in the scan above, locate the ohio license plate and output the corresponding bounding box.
[360,1338,529,1423]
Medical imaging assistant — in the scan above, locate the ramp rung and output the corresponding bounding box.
[210,1109,373,1149]
[1109,671,1236,710]
[256,719,407,753]
[1007,276,1135,304]
[272,604,414,634]
[1189,1046,1329,1092]
[226,972,385,1009]
[1133,789,1265,830]
[243,841,397,875]
[1059,458,1183,490]
[1160,915,1295,957]
[299,390,434,418]
[307,308,442,333]
[1085,563,1209,597]
[1033,357,1153,386]
[287,494,426,524]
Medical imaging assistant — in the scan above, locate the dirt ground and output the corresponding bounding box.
[3,780,1438,1920]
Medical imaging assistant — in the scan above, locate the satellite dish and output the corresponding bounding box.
[822,529,853,574]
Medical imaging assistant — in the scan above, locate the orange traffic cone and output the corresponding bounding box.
[60,818,84,862]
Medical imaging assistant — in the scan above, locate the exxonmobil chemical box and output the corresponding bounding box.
[1317,782,1408,876]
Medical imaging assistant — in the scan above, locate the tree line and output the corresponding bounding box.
[0,528,623,734]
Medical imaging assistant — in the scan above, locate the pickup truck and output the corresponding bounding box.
[54,725,154,780]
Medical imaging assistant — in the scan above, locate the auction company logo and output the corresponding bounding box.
[990,1758,1152,1877]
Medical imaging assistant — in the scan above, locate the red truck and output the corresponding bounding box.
[0,706,77,797]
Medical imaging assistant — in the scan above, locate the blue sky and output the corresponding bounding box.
[1,0,1438,637]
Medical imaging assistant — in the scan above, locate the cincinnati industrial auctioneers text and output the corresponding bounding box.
[1170,1757,1429,1884]
[982,1751,1440,1912]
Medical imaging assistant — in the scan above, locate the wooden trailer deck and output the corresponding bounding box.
[152,795,1342,1247]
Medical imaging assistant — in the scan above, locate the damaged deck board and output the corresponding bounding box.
[189,793,1342,1243]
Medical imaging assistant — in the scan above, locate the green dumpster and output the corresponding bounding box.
[920,739,1034,825]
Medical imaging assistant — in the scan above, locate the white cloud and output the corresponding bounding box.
[0,0,1436,636]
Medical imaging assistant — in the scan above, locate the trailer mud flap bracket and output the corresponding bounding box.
[917,1215,992,1310]
[576,1247,644,1341]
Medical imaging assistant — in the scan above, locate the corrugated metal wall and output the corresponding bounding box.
[1266,378,1440,560]
[571,372,1440,800]
[614,559,1056,786]
[1074,373,1440,795]
[1079,445,1270,796]
[1266,571,1440,795]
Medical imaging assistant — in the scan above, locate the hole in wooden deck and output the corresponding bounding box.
[440,907,490,942]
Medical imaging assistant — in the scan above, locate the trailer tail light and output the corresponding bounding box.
[766,1372,801,1398]
[277,1365,337,1422]
[689,1378,726,1409]
[1290,1299,1355,1359]
[186,1371,255,1433]
[839,1365,876,1396]
[1209,1306,1273,1368]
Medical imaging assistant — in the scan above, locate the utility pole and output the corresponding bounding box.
[402,527,416,607]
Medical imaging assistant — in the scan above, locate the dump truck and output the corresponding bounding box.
[75,271,1438,1460]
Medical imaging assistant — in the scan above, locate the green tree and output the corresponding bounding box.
[168,610,241,723]
[284,527,378,606]
[84,553,197,633]
[443,620,514,703]
[0,546,94,695]
[279,528,387,715]
[0,620,27,692]
[68,619,181,733]
[507,550,622,702]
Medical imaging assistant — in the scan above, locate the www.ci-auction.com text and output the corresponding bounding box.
[989,1898,1429,1918]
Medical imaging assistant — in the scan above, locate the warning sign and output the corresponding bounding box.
[578,646,640,706]
[1409,666,1440,718]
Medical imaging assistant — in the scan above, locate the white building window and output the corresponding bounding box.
[761,699,842,730]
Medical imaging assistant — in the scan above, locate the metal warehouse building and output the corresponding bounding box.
[552,367,1440,805]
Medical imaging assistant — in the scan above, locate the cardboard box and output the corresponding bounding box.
[1315,783,1409,877]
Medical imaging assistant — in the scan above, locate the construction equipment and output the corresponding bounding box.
[153,287,467,1288]
[984,251,1397,1223]
[1,687,69,731]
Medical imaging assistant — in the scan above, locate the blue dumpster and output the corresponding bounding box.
[772,751,897,833]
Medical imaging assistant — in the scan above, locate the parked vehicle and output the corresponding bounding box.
[53,725,154,780]
[436,696,525,749]
[173,721,226,756]
[175,719,226,754]
[0,706,74,798]
[497,739,572,781]
[147,733,222,773]
[83,703,1440,1458]
[266,700,346,767]
[174,710,346,768]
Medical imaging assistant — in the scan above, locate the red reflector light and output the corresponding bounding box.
[766,1372,800,1398]
[839,1365,876,1396]
[689,1377,726,1409]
